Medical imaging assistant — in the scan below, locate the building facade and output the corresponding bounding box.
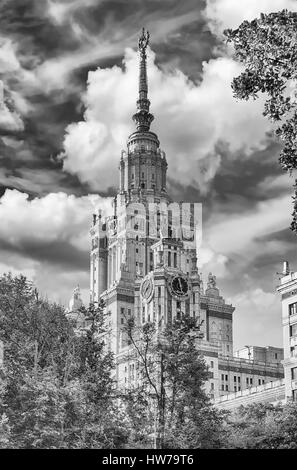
[277,262,297,402]
[88,29,284,399]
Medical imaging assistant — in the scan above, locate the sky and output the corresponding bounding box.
[0,0,297,350]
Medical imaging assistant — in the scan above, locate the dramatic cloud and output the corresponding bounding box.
[0,0,295,349]
[0,189,112,302]
[205,0,297,33]
[0,189,111,251]
[60,48,272,193]
[204,0,297,34]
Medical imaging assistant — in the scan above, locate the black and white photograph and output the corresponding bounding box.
[1,0,297,455]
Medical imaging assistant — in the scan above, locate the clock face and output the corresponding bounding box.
[140,276,154,302]
[170,275,189,298]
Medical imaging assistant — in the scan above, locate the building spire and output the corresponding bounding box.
[132,28,154,132]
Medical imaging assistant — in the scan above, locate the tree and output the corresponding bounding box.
[224,9,297,231]
[0,274,129,448]
[223,401,297,449]
[123,313,224,448]
[66,301,130,448]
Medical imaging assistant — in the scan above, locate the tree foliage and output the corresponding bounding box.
[223,402,297,449]
[224,9,297,231]
[0,273,128,448]
[124,314,225,448]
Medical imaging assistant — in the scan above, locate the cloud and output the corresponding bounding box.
[60,47,272,192]
[231,288,282,350]
[0,36,38,132]
[0,189,112,252]
[204,0,297,34]
[0,189,112,304]
[47,0,101,26]
[206,194,292,256]
[0,86,24,132]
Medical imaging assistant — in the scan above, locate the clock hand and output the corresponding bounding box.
[178,277,183,293]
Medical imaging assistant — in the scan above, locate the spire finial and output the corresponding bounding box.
[132,27,154,132]
[139,27,150,55]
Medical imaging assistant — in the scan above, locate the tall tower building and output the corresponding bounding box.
[277,262,297,401]
[90,29,236,390]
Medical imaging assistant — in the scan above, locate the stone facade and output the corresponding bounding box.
[277,264,297,402]
[214,379,286,410]
[86,30,284,400]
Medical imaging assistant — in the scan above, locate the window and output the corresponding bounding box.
[225,375,228,381]
[293,390,297,402]
[136,248,138,253]
[275,353,278,359]
[234,386,237,392]
[121,307,125,315]
[226,385,228,391]
[211,382,214,390]
[132,174,134,179]
[289,302,297,316]
[246,377,249,385]
[193,293,195,304]
[221,385,224,391]
[258,379,261,385]
[168,251,171,266]
[291,367,297,380]
[152,174,155,180]
[128,309,131,316]
[221,374,224,381]
[176,301,181,310]
[290,324,297,337]
[250,378,253,385]
[121,318,124,324]
[174,252,177,267]
[234,376,237,382]
[227,345,230,352]
[238,376,241,383]
[262,379,265,384]
[142,172,144,178]
[210,361,214,368]
[238,386,241,391]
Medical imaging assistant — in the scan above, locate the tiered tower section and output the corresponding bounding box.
[89,29,236,389]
